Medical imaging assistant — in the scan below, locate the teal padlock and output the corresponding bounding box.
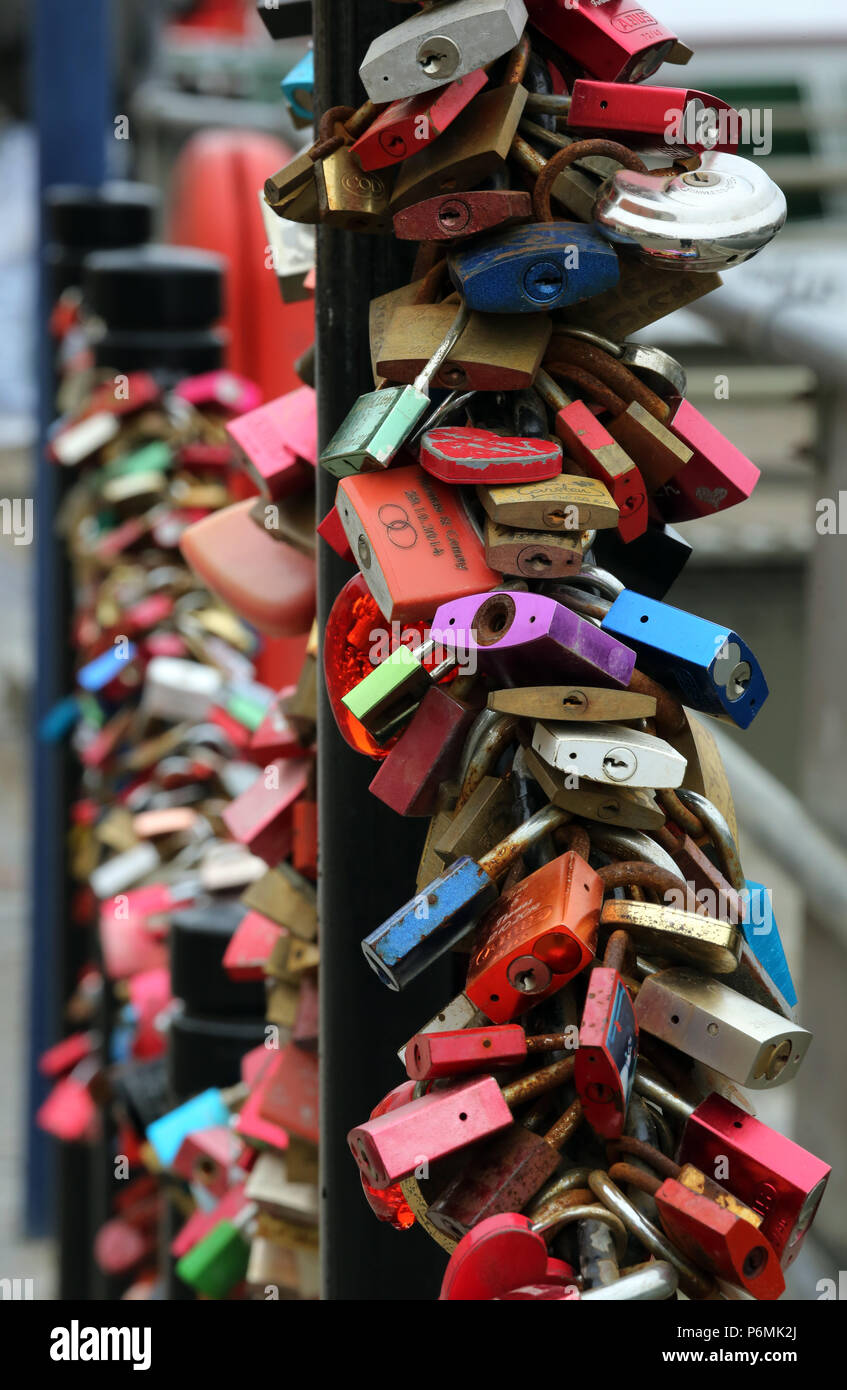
[319,303,469,478]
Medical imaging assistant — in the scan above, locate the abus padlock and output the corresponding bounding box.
[430,589,636,688]
[420,426,563,485]
[594,153,787,272]
[532,720,686,789]
[634,967,812,1090]
[335,463,500,622]
[600,590,768,729]
[635,1072,830,1269]
[574,931,637,1139]
[347,1075,514,1188]
[320,303,471,477]
[359,0,529,102]
[362,803,567,990]
[448,222,620,314]
[465,850,602,1022]
[528,0,680,82]
[562,81,739,155]
[394,189,533,242]
[352,69,489,171]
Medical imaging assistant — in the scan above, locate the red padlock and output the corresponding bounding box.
[352,69,488,171]
[574,930,638,1140]
[420,426,563,486]
[527,0,680,83]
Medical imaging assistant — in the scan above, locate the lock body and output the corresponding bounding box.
[742,882,797,1010]
[679,1093,830,1268]
[336,465,500,621]
[394,190,533,242]
[532,720,687,789]
[655,398,761,521]
[421,426,563,485]
[449,222,620,314]
[466,851,602,1022]
[601,590,768,728]
[347,1075,513,1188]
[601,899,742,975]
[428,1123,561,1239]
[431,590,636,688]
[567,81,739,155]
[359,0,529,102]
[352,69,489,171]
[635,967,813,1090]
[654,1179,785,1300]
[527,0,678,82]
[575,968,637,1139]
[477,475,619,532]
[320,384,429,477]
[484,517,587,579]
[406,1025,528,1081]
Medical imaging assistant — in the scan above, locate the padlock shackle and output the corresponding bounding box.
[413,303,471,394]
[535,366,572,413]
[455,712,519,812]
[587,1169,715,1300]
[543,1097,583,1152]
[608,1134,680,1181]
[632,1066,695,1121]
[478,802,570,880]
[608,1160,661,1198]
[531,1197,627,1260]
[500,1053,574,1107]
[676,788,745,893]
[546,337,671,424]
[580,1261,678,1301]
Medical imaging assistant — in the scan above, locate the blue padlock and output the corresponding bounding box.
[447,222,620,314]
[281,49,314,124]
[146,1088,231,1168]
[600,590,768,729]
[77,641,138,692]
[742,880,797,1009]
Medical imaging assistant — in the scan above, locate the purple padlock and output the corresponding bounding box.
[430,591,636,688]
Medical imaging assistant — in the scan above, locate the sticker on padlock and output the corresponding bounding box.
[448,222,620,314]
[574,931,638,1139]
[359,0,529,103]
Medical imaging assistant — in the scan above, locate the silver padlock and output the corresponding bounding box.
[634,966,812,1089]
[532,720,687,789]
[359,0,528,103]
[593,152,786,272]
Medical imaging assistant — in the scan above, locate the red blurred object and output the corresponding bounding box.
[39,1031,97,1079]
[36,1075,100,1143]
[168,0,249,37]
[167,129,314,407]
[324,573,455,760]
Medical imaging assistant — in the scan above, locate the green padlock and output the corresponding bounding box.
[319,303,470,479]
[175,1209,253,1299]
[343,638,454,738]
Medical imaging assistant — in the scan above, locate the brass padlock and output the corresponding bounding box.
[376,296,552,392]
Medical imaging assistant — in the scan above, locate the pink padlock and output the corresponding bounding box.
[347,1076,513,1189]
[226,386,317,499]
[656,400,761,521]
[221,755,311,865]
[172,1126,246,1197]
[173,370,263,416]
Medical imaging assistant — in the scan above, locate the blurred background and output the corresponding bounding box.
[1,0,846,1299]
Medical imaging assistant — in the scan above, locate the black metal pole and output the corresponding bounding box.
[315,1,454,1299]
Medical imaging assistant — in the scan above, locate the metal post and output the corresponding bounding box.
[315,1,455,1299]
[29,0,112,1249]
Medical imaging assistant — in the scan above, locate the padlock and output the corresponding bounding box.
[320,303,472,477]
[592,515,692,600]
[281,47,315,124]
[560,81,740,156]
[599,590,769,729]
[226,386,316,500]
[245,1151,318,1227]
[741,881,798,1012]
[242,864,317,941]
[594,153,787,272]
[465,849,603,1022]
[432,711,519,864]
[586,1168,717,1300]
[420,425,563,485]
[534,369,646,542]
[607,1158,784,1300]
[394,189,533,242]
[634,967,812,1090]
[526,0,679,83]
[367,683,479,817]
[391,81,528,211]
[335,464,500,622]
[438,1210,580,1301]
[574,931,637,1139]
[376,298,552,391]
[427,1083,584,1237]
[488,684,655,724]
[221,757,310,865]
[352,69,489,171]
[448,222,620,314]
[359,0,529,102]
[348,1074,515,1189]
[556,252,723,342]
[484,515,588,579]
[405,1023,577,1081]
[477,474,618,533]
[601,899,742,976]
[222,909,284,982]
[653,398,761,522]
[430,589,636,687]
[362,802,567,990]
[175,1204,254,1299]
[172,1126,245,1199]
[341,636,454,740]
[651,1086,829,1271]
[532,719,686,789]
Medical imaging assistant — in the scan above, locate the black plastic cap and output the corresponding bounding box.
[46,181,159,250]
[83,244,225,331]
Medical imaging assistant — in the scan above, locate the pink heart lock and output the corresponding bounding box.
[439,1213,552,1301]
[420,426,563,485]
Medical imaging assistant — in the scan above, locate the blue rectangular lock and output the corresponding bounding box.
[447,222,620,314]
[77,641,138,692]
[146,1088,231,1168]
[600,590,768,728]
[281,49,314,123]
[742,880,797,1009]
[362,857,498,992]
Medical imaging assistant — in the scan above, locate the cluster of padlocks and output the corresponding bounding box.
[263,0,831,1300]
[38,233,321,1297]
